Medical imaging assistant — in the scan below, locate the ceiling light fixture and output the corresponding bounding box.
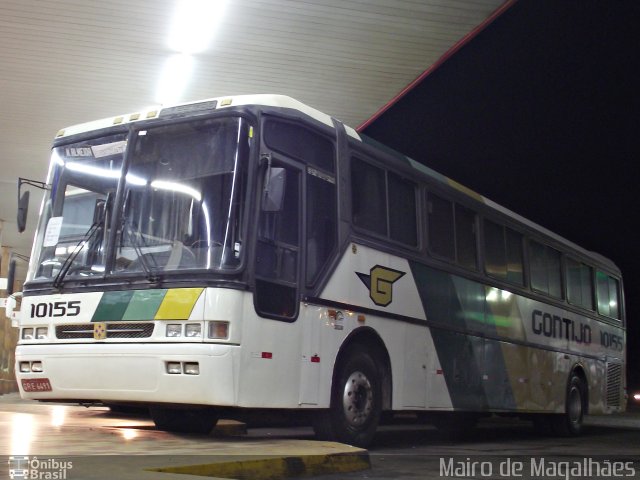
[168,0,228,54]
[155,53,195,104]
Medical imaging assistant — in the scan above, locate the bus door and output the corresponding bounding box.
[254,159,301,321]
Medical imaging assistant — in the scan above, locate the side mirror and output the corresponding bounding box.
[17,190,30,233]
[262,167,286,212]
[6,259,16,296]
[17,177,49,233]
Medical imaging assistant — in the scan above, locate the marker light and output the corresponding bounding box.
[166,362,182,374]
[166,324,182,337]
[185,324,202,338]
[208,321,229,340]
[22,328,34,340]
[183,362,200,375]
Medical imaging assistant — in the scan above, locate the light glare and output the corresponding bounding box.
[169,0,228,54]
[155,54,194,104]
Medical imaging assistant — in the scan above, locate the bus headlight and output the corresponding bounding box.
[36,327,49,340]
[185,324,202,338]
[22,328,34,340]
[19,362,31,373]
[166,324,182,337]
[208,321,229,340]
[166,362,182,374]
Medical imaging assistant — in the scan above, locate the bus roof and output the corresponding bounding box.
[55,94,361,140]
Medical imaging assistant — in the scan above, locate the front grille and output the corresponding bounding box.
[606,362,623,407]
[56,323,155,340]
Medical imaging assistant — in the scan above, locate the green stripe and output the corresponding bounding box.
[92,291,135,322]
[122,289,167,321]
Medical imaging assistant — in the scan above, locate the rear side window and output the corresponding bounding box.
[596,271,621,319]
[566,258,594,310]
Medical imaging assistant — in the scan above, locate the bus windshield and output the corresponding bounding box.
[29,116,249,284]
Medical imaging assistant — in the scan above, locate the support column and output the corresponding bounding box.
[1,245,19,394]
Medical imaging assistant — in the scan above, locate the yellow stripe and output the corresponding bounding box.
[154,288,204,320]
[447,178,484,202]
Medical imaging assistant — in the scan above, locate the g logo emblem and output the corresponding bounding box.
[357,265,405,307]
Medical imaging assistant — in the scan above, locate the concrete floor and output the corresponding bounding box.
[2,393,640,480]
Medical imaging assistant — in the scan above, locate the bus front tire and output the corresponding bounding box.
[149,406,219,434]
[550,374,586,436]
[312,347,382,448]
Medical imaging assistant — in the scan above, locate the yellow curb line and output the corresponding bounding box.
[146,451,370,479]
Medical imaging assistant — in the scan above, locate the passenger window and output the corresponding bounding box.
[427,194,454,260]
[566,258,594,310]
[306,168,337,284]
[455,205,478,270]
[596,271,621,319]
[529,241,562,298]
[388,172,417,246]
[484,220,524,285]
[351,158,387,236]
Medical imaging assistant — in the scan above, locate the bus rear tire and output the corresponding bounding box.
[550,374,586,436]
[150,406,219,434]
[312,346,382,448]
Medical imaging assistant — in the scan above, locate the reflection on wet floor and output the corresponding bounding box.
[0,393,320,457]
[1,396,175,456]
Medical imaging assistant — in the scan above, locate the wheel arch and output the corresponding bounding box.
[334,327,393,410]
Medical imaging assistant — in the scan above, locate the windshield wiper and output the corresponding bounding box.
[122,225,161,283]
[52,193,111,290]
[52,222,101,289]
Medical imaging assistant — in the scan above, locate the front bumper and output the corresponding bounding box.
[15,343,239,406]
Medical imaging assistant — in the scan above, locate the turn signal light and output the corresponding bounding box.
[208,321,229,340]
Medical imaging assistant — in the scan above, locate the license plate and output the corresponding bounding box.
[21,378,52,392]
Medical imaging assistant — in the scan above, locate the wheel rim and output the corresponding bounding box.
[568,385,583,425]
[342,370,374,427]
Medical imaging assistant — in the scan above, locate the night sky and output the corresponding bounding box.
[362,0,640,389]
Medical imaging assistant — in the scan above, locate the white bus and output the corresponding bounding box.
[14,95,626,447]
